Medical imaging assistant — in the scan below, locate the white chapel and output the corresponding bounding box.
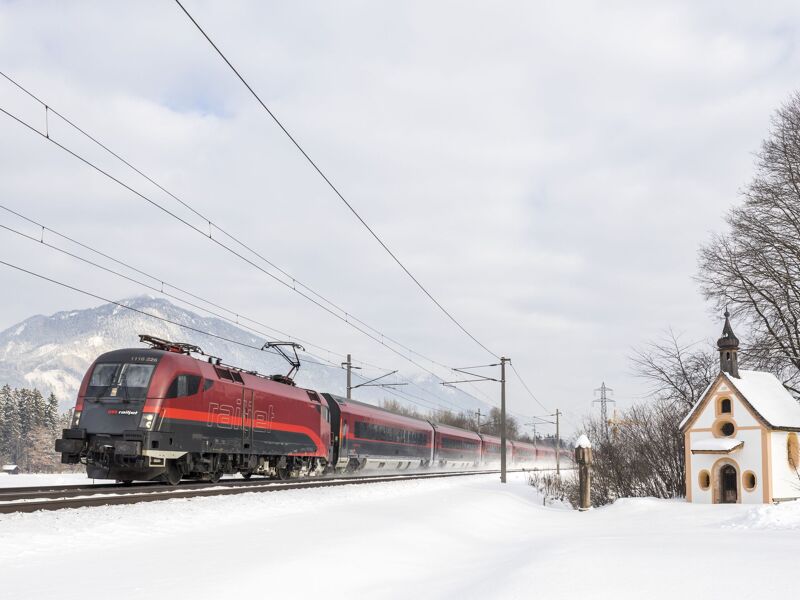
[680,312,800,504]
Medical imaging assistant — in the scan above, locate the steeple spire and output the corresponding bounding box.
[717,308,740,378]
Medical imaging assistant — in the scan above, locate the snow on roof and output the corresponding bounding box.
[691,438,743,454]
[678,380,714,429]
[680,370,800,430]
[574,434,591,449]
[2,465,18,470]
[726,370,800,428]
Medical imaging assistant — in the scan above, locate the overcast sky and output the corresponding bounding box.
[1,1,799,432]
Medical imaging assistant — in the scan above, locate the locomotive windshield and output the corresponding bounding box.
[86,362,156,400]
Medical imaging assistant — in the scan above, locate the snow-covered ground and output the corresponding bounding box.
[0,472,105,487]
[0,472,242,488]
[1,472,798,599]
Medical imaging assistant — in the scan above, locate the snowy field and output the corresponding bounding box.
[1,472,799,600]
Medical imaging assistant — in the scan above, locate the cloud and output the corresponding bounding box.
[1,0,799,431]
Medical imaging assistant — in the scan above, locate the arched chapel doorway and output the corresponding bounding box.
[719,464,738,504]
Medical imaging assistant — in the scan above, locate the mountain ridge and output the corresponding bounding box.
[0,296,489,416]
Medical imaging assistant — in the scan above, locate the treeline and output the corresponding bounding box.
[0,385,70,473]
[380,399,550,446]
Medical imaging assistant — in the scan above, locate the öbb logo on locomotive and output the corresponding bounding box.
[55,334,563,485]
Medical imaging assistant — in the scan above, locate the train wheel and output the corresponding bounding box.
[208,470,222,484]
[276,466,291,480]
[241,471,253,480]
[119,480,133,486]
[164,460,182,486]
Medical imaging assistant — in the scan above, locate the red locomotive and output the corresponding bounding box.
[56,336,564,484]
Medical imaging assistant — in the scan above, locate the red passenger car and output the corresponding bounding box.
[511,440,537,466]
[323,394,434,471]
[432,423,481,468]
[479,434,511,466]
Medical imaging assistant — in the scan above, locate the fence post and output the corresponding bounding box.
[574,434,592,511]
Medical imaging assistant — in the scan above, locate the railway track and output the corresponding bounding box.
[0,468,535,514]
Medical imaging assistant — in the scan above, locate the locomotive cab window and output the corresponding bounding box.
[86,362,156,400]
[89,363,118,387]
[166,374,202,398]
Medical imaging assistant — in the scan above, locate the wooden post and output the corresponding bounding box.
[574,434,592,511]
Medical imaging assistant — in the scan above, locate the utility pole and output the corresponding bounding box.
[531,410,561,474]
[593,381,615,439]
[500,356,509,484]
[342,356,405,400]
[341,354,361,399]
[475,408,483,434]
[440,358,508,483]
[344,354,352,399]
[555,408,561,476]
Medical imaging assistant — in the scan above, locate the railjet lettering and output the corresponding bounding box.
[207,402,275,430]
[107,409,139,416]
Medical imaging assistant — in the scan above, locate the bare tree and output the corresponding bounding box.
[380,399,423,419]
[631,329,717,411]
[698,93,800,394]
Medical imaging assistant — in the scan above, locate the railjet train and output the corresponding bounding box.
[56,336,563,484]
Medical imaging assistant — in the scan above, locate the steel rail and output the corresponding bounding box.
[0,469,547,514]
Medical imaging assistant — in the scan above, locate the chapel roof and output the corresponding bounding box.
[679,370,800,430]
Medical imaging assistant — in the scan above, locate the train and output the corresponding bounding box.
[55,336,566,484]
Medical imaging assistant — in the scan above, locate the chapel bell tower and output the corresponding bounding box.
[717,309,740,378]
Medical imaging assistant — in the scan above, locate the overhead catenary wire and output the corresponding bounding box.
[0,103,462,383]
[0,71,546,421]
[1,202,466,410]
[0,256,469,415]
[0,207,472,414]
[0,71,501,407]
[509,361,549,413]
[172,0,499,360]
[0,259,286,360]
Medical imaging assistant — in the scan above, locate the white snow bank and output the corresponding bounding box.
[2,473,800,599]
[725,498,800,530]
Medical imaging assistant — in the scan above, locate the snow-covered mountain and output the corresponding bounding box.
[0,296,489,415]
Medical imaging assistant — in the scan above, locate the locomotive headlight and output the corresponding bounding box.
[71,411,82,427]
[140,413,155,430]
